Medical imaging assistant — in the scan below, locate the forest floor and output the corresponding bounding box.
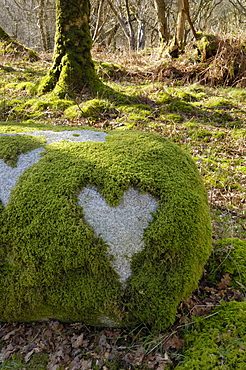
[0,46,245,370]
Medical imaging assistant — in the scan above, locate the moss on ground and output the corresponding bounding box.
[167,100,196,114]
[177,301,246,369]
[95,61,127,81]
[156,92,173,104]
[24,97,74,111]
[64,99,117,122]
[160,113,184,123]
[116,104,152,127]
[3,82,37,94]
[203,97,233,108]
[173,91,198,102]
[206,238,246,292]
[0,128,211,331]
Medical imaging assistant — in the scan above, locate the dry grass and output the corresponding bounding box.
[92,34,246,87]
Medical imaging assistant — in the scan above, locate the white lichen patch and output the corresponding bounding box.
[78,186,158,284]
[0,148,44,207]
[0,130,108,207]
[0,130,108,144]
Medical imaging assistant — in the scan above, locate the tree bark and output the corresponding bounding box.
[124,0,135,50]
[92,0,105,42]
[154,0,169,45]
[38,0,100,97]
[38,0,48,51]
[137,19,145,51]
[176,0,186,50]
[176,0,197,50]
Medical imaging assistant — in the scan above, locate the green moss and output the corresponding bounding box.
[0,27,10,41]
[0,129,211,331]
[95,61,126,81]
[185,86,208,100]
[3,82,18,89]
[197,34,219,61]
[206,238,246,292]
[212,131,226,139]
[0,37,39,61]
[176,301,246,369]
[0,134,46,167]
[0,99,23,111]
[156,92,173,104]
[227,89,246,101]
[38,0,102,97]
[3,82,37,94]
[160,113,184,123]
[188,128,213,142]
[64,99,117,121]
[24,97,74,111]
[0,96,74,121]
[204,97,232,108]
[37,70,57,95]
[167,101,196,114]
[174,91,198,102]
[115,104,152,127]
[118,104,151,119]
[0,121,95,134]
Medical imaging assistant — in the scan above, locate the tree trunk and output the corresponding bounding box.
[125,0,136,50]
[176,0,197,50]
[154,0,169,45]
[38,0,48,51]
[92,0,105,42]
[176,0,186,50]
[38,0,100,97]
[137,19,145,51]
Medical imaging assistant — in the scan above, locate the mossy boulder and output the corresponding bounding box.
[0,126,212,330]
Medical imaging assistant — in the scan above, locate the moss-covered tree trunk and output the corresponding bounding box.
[38,0,101,97]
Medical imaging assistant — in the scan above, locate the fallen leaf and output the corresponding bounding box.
[2,328,21,341]
[72,333,84,349]
[123,346,145,365]
[163,334,184,351]
[24,347,40,363]
[217,273,231,290]
[80,358,92,369]
[0,343,16,361]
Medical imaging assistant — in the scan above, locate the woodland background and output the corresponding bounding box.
[0,1,246,369]
[1,0,246,53]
